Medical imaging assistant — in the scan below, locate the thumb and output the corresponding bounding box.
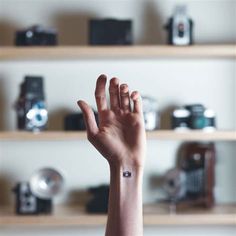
[77,100,98,137]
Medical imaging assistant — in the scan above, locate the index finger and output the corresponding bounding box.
[95,74,108,112]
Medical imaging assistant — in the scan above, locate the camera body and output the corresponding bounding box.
[15,25,57,46]
[164,142,216,208]
[15,76,48,131]
[178,142,216,207]
[13,182,52,215]
[165,5,193,45]
[172,104,216,130]
[86,185,109,213]
[64,112,99,131]
[13,168,63,215]
[89,19,133,45]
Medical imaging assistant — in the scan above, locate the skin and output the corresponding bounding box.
[77,74,146,236]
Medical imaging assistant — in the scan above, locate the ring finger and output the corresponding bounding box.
[120,84,131,112]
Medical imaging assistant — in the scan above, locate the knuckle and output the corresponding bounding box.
[109,88,118,94]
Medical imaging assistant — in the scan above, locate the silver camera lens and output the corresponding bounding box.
[30,168,64,199]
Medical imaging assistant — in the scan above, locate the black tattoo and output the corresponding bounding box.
[123,171,131,178]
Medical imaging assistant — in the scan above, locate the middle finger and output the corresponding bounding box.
[95,74,108,112]
[109,77,120,112]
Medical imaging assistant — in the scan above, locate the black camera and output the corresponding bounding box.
[64,112,99,131]
[172,104,216,130]
[165,5,193,45]
[13,182,52,215]
[13,168,64,215]
[15,25,58,46]
[89,19,133,45]
[86,185,109,213]
[15,76,48,131]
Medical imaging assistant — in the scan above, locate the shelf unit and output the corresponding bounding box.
[0,44,235,229]
[0,45,235,60]
[0,204,235,227]
[0,130,235,141]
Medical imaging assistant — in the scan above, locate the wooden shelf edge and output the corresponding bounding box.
[0,130,235,141]
[0,45,235,60]
[0,204,235,227]
[1,215,235,227]
[147,130,236,141]
[144,214,236,226]
[0,131,87,141]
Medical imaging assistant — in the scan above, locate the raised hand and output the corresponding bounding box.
[77,74,146,168]
[78,74,146,236]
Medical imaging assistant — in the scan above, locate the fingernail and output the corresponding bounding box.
[111,77,119,84]
[121,84,127,89]
[131,91,139,99]
[98,74,107,80]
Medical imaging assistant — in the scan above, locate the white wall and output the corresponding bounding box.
[0,0,236,235]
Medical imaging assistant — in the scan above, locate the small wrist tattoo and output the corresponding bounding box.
[123,171,132,178]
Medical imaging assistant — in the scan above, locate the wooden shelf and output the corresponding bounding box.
[0,45,235,60]
[147,130,236,141]
[0,130,235,142]
[0,204,235,227]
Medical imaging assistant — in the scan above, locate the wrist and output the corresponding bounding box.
[108,153,145,168]
[109,160,144,177]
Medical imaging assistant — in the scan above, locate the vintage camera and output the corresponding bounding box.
[172,104,216,130]
[64,112,99,131]
[89,19,133,45]
[165,5,193,45]
[142,96,159,131]
[13,182,52,215]
[163,142,216,208]
[13,168,64,215]
[178,142,216,207]
[15,76,48,131]
[15,25,58,46]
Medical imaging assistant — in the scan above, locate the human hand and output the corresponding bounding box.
[77,74,146,168]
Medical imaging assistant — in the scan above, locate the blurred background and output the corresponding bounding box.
[0,0,235,235]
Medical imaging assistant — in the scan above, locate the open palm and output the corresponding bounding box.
[78,75,146,168]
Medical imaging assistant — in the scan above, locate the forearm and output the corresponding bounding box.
[78,75,146,235]
[105,161,144,236]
